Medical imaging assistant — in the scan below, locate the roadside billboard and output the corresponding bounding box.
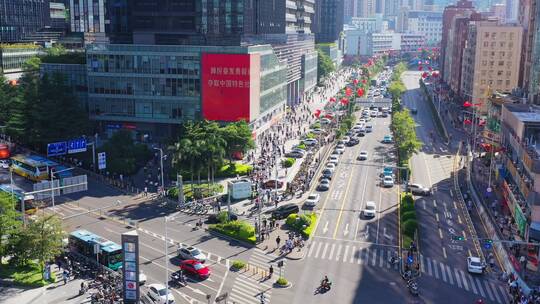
[201,53,260,122]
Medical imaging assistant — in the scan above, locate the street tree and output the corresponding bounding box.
[0,192,21,264]
[220,120,254,163]
[26,214,65,280]
[391,110,422,162]
[316,48,335,83]
[200,121,226,185]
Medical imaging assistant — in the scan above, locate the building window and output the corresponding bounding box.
[491,32,496,39]
[497,80,503,86]
[509,32,514,40]
[484,42,489,47]
[497,70,503,76]
[482,60,488,66]
[500,42,506,48]
[506,79,511,86]
[481,70,487,76]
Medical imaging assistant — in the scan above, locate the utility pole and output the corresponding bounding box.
[154,147,165,196]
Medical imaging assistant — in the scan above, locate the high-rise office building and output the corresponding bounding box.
[313,0,345,43]
[460,20,523,113]
[505,0,519,22]
[69,0,106,33]
[344,0,359,23]
[0,0,51,42]
[358,0,376,17]
[441,0,475,82]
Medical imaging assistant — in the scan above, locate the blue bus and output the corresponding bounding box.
[68,230,123,271]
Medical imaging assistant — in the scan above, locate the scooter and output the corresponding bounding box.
[171,271,187,287]
[316,280,332,293]
[407,279,419,296]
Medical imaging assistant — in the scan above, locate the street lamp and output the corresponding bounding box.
[50,167,75,210]
[154,147,165,196]
[164,211,181,304]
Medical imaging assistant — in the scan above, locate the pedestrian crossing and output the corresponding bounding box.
[418,254,510,304]
[305,240,510,304]
[306,240,400,270]
[229,248,287,304]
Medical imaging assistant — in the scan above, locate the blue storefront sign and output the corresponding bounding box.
[47,141,67,157]
[67,138,87,154]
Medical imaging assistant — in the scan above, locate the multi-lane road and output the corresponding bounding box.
[12,69,515,304]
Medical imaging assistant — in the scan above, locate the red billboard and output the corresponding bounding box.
[201,53,260,122]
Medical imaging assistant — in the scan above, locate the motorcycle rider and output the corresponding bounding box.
[321,275,331,289]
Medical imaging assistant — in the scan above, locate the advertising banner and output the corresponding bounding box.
[122,230,139,304]
[201,53,260,122]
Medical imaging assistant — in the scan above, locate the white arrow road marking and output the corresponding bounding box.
[344,223,349,236]
[383,227,393,240]
[322,221,329,234]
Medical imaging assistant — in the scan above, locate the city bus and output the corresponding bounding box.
[0,184,37,214]
[10,154,72,182]
[68,230,123,271]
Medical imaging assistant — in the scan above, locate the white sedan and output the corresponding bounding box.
[177,246,207,263]
[147,283,176,304]
[304,193,321,207]
[363,201,377,218]
[357,151,368,160]
[467,256,485,274]
[382,176,394,187]
[329,155,339,165]
[335,144,345,154]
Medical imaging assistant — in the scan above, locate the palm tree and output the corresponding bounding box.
[172,138,200,194]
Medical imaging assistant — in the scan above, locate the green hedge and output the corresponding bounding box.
[231,260,246,270]
[296,143,307,150]
[400,193,417,247]
[209,220,256,244]
[167,183,223,201]
[217,163,253,178]
[282,158,296,168]
[286,213,317,238]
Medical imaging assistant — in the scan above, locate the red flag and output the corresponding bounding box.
[325,114,333,119]
[418,65,423,71]
[357,88,364,97]
[314,109,321,118]
[353,79,359,85]
[340,98,349,105]
[428,67,433,71]
[362,79,367,84]
[329,97,336,102]
[422,72,428,78]
[431,72,439,78]
[345,87,352,97]
[478,120,486,126]
[464,119,472,125]
[463,101,472,107]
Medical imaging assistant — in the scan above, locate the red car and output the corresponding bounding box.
[180,260,210,279]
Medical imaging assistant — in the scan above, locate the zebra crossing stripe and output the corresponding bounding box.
[454,268,463,288]
[371,248,377,266]
[314,242,323,258]
[432,258,440,279]
[445,265,454,285]
[350,246,356,263]
[321,243,330,259]
[483,280,495,301]
[426,257,433,276]
[343,245,350,263]
[379,249,385,267]
[334,244,342,261]
[308,242,316,258]
[361,248,368,265]
[475,277,486,298]
[420,255,426,273]
[459,270,470,291]
[439,262,447,282]
[467,274,478,295]
[498,285,510,303]
[490,282,502,303]
[328,244,336,260]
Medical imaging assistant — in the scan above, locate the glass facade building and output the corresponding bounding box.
[0,0,50,42]
[40,63,89,109]
[86,43,287,138]
[0,45,42,75]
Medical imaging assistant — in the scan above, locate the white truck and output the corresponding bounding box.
[227,179,253,200]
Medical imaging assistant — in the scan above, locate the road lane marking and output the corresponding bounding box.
[420,254,425,273]
[350,246,356,263]
[445,265,454,285]
[426,257,433,276]
[422,199,426,210]
[462,230,467,239]
[432,258,440,279]
[307,242,316,258]
[332,161,357,239]
[354,217,361,241]
[433,200,437,208]
[438,228,443,239]
[484,280,495,301]
[435,213,439,222]
[214,263,229,304]
[454,268,463,288]
[442,247,447,259]
[453,201,458,209]
[322,221,329,234]
[457,214,463,224]
[344,223,350,236]
[314,242,323,258]
[379,249,385,267]
[328,243,336,260]
[371,248,377,266]
[491,282,502,303]
[468,249,472,257]
[475,277,486,298]
[320,243,329,259]
[334,244,342,261]
[343,245,350,262]
[450,189,454,197]
[439,262,447,282]
[459,270,469,291]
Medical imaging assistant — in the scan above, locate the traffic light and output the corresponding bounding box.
[483,239,493,249]
[452,235,465,241]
